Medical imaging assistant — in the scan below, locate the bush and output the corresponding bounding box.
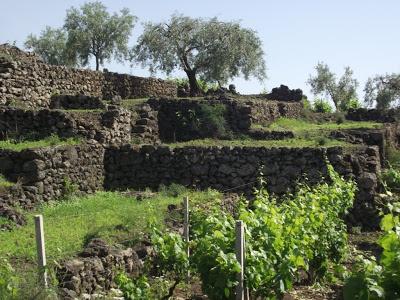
[381,164,400,192]
[343,98,362,111]
[197,104,230,139]
[344,202,400,299]
[150,165,355,299]
[170,77,218,95]
[313,99,333,113]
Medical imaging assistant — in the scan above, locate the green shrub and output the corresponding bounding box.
[151,165,355,299]
[344,202,400,299]
[115,273,151,300]
[170,77,218,94]
[302,98,312,110]
[61,177,78,200]
[197,104,231,139]
[313,99,333,113]
[343,98,362,111]
[159,183,188,197]
[381,165,400,192]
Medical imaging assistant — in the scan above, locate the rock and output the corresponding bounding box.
[358,173,377,189]
[266,84,304,102]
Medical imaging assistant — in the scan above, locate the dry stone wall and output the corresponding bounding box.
[246,100,303,124]
[0,142,382,229]
[0,141,105,208]
[103,71,177,100]
[0,44,177,109]
[346,108,400,123]
[57,239,144,299]
[104,144,381,228]
[0,106,132,145]
[147,98,303,142]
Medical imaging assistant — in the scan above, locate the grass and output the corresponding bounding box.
[0,174,14,188]
[0,189,220,262]
[0,135,80,152]
[120,98,149,109]
[254,118,382,134]
[0,188,221,298]
[166,137,353,148]
[60,109,103,113]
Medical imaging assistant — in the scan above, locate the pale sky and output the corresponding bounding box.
[1,0,400,101]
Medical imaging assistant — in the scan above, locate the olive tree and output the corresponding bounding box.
[364,74,400,110]
[64,1,136,70]
[133,14,266,96]
[25,26,77,67]
[307,62,359,111]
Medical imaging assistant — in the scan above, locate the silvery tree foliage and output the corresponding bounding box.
[134,14,266,95]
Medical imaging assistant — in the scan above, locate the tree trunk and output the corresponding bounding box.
[185,70,201,97]
[95,56,100,71]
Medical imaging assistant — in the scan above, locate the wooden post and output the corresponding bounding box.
[183,196,190,294]
[34,215,48,288]
[183,196,190,255]
[235,220,244,300]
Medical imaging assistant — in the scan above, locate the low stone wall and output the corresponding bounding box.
[330,124,400,165]
[0,141,105,208]
[245,100,303,124]
[0,106,131,145]
[0,44,176,109]
[147,98,303,142]
[104,144,381,228]
[57,239,144,299]
[104,145,380,227]
[0,142,382,229]
[103,71,177,100]
[346,108,400,123]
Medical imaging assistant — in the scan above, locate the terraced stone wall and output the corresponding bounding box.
[0,44,176,109]
[0,106,132,145]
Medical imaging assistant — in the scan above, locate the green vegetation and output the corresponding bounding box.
[0,175,14,188]
[0,135,80,151]
[120,98,148,109]
[365,73,400,110]
[167,137,352,149]
[0,188,220,298]
[313,98,334,113]
[134,14,266,95]
[308,62,359,111]
[144,166,355,298]
[169,77,219,94]
[26,2,136,70]
[381,165,400,192]
[344,202,400,299]
[386,145,400,168]
[258,118,382,133]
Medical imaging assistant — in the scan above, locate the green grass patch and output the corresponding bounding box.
[0,135,80,152]
[121,98,149,109]
[166,137,352,148]
[0,174,14,188]
[59,109,103,113]
[0,189,220,263]
[254,118,382,133]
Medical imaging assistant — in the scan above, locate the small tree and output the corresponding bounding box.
[307,62,359,111]
[25,26,77,67]
[64,1,136,70]
[133,14,266,96]
[364,74,400,110]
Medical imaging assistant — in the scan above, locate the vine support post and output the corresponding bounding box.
[34,214,48,288]
[183,196,190,289]
[235,220,245,300]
